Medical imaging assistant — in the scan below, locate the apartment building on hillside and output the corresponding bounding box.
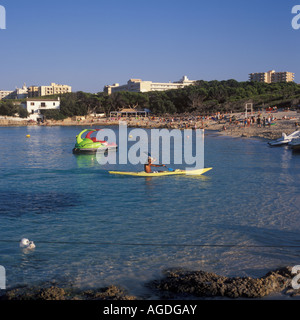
[249,70,295,83]
[104,76,196,95]
[39,83,72,96]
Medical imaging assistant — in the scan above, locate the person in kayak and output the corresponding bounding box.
[144,156,166,173]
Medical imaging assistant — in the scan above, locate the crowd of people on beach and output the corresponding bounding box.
[38,107,300,132]
[107,111,284,130]
[228,114,276,129]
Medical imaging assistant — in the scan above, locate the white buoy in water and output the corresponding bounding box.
[20,238,29,247]
[20,238,36,249]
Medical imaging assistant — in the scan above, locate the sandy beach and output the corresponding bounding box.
[2,110,299,142]
[206,110,300,141]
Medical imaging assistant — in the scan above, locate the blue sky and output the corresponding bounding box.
[0,0,299,92]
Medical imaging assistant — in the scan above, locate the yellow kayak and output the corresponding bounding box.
[109,168,212,177]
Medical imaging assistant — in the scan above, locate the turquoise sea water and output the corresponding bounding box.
[0,126,300,297]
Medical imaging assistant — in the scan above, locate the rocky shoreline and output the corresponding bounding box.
[1,266,299,300]
[150,266,300,299]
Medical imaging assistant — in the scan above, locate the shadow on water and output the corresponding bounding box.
[214,223,300,269]
[215,223,300,246]
[0,191,81,216]
[292,150,300,156]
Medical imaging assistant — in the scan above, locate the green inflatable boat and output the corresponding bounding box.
[72,129,118,154]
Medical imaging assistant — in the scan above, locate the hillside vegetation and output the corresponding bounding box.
[1,80,300,119]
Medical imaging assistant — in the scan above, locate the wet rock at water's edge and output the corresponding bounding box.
[149,266,300,299]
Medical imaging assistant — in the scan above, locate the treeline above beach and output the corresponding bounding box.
[1,80,300,120]
[144,80,300,115]
[50,80,300,118]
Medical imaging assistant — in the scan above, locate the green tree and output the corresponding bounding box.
[0,101,19,116]
[18,106,29,118]
[60,93,83,117]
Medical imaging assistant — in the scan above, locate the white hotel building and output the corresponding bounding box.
[104,76,196,95]
[22,98,60,121]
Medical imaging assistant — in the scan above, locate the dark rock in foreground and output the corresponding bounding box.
[0,285,136,301]
[150,266,300,299]
[1,266,300,300]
